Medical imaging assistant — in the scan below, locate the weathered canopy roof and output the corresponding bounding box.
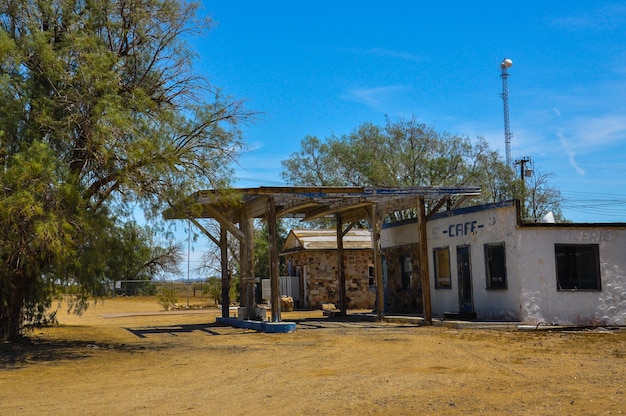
[281,229,373,253]
[163,185,481,224]
[163,186,481,324]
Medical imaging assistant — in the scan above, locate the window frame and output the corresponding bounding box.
[484,242,507,290]
[401,256,412,290]
[433,247,452,289]
[368,265,375,289]
[554,244,601,291]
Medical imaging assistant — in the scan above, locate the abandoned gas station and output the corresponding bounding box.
[164,186,481,329]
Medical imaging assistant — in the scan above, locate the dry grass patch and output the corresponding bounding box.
[1,297,625,415]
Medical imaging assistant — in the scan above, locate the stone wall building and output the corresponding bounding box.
[281,229,376,310]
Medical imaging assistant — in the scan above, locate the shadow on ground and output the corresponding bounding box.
[123,323,255,338]
[123,314,397,338]
[0,337,150,370]
[0,315,415,370]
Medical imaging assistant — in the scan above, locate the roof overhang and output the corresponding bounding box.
[163,186,481,224]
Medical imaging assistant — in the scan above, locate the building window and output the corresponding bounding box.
[368,265,375,288]
[484,242,507,289]
[555,244,601,291]
[401,256,412,289]
[433,247,451,289]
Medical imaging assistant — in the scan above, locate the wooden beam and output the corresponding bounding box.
[276,201,320,217]
[340,206,372,224]
[376,196,419,215]
[220,227,230,319]
[370,204,384,321]
[418,197,432,325]
[363,185,481,198]
[336,214,347,317]
[244,195,269,218]
[425,196,450,221]
[301,206,340,222]
[203,203,245,242]
[451,195,473,210]
[268,196,281,322]
[239,214,255,319]
[341,222,355,238]
[302,201,371,222]
[232,186,365,196]
[187,217,219,246]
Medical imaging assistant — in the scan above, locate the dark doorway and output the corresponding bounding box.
[456,245,473,313]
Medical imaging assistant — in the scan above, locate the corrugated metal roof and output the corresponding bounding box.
[281,229,372,253]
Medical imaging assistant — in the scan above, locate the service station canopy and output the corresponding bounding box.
[163,186,482,225]
[163,186,481,325]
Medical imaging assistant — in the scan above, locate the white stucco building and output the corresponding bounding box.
[381,200,626,325]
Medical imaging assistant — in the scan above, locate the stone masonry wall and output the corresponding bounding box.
[381,244,423,314]
[285,249,375,310]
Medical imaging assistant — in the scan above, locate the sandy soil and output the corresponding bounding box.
[1,297,625,415]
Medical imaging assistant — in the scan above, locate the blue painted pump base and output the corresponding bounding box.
[216,317,296,333]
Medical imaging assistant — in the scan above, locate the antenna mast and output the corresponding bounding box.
[500,58,513,167]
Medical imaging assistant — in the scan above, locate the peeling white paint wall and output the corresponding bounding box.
[382,201,626,325]
[426,202,521,321]
[518,228,626,325]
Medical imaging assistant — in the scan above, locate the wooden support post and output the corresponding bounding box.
[336,214,347,317]
[268,196,281,322]
[370,205,384,321]
[220,226,230,318]
[239,214,255,319]
[418,196,432,325]
[185,217,231,318]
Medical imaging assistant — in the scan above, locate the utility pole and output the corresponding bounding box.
[515,157,532,219]
[500,58,513,167]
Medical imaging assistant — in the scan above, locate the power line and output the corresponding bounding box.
[558,189,626,218]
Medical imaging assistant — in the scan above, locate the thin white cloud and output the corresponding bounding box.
[557,131,585,176]
[569,115,626,149]
[339,85,407,111]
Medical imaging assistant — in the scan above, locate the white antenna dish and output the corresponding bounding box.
[501,58,513,69]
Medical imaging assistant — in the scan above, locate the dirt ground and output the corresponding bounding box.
[1,297,625,416]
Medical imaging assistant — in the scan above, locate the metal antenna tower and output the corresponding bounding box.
[500,58,513,167]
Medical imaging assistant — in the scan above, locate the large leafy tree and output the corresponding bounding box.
[281,117,563,220]
[0,0,251,341]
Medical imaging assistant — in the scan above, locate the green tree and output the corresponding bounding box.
[0,0,251,341]
[281,117,563,220]
[0,142,83,337]
[103,222,182,295]
[203,276,222,306]
[254,219,288,278]
[520,165,564,222]
[281,136,345,186]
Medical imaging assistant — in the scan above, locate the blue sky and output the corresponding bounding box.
[190,1,626,224]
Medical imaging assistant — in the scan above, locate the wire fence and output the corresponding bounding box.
[104,280,216,300]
